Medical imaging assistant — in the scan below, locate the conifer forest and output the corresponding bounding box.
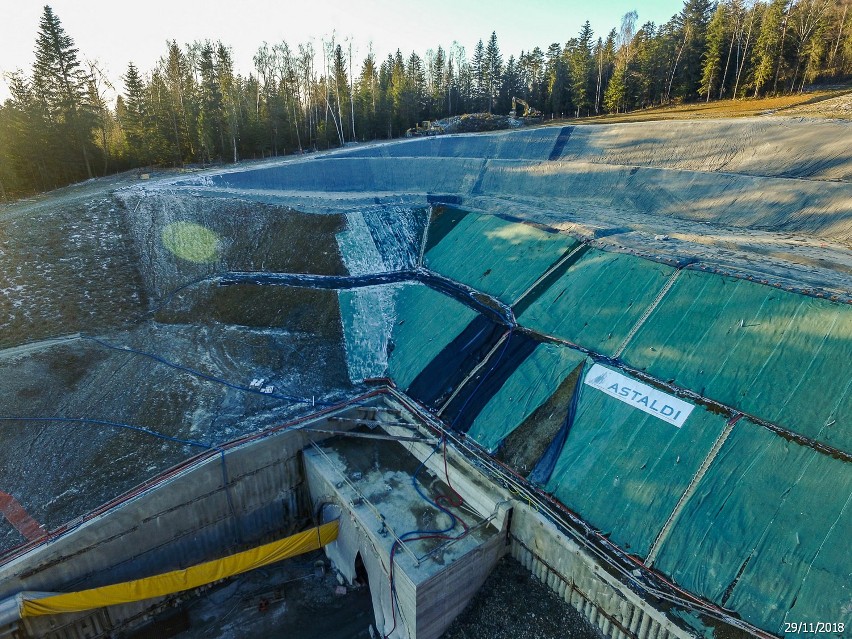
[1,1,851,198]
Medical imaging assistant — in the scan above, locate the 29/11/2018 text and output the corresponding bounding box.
[782,622,844,634]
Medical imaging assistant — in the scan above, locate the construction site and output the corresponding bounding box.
[0,109,850,639]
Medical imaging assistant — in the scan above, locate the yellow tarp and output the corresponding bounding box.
[21,521,338,617]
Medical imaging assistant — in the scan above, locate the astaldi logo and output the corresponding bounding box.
[584,363,694,428]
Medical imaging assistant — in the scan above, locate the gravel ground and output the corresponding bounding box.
[780,91,852,118]
[441,557,602,639]
[151,553,601,639]
[173,551,373,639]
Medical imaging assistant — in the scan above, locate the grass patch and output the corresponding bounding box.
[554,87,852,125]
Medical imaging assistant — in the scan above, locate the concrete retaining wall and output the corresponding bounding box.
[414,533,505,639]
[0,401,381,638]
[509,505,692,639]
[305,446,507,639]
[0,432,308,597]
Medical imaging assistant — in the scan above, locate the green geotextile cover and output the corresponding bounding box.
[517,249,675,356]
[387,284,478,390]
[545,363,728,558]
[653,420,852,634]
[424,209,577,304]
[467,344,586,452]
[622,270,852,454]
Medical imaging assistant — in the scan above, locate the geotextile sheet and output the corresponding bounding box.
[653,421,852,634]
[465,343,586,452]
[387,284,478,390]
[517,249,675,356]
[424,207,577,305]
[544,362,726,558]
[622,270,852,454]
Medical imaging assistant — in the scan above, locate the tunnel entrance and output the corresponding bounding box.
[354,551,370,588]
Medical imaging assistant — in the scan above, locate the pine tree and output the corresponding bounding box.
[216,43,240,162]
[32,5,96,180]
[331,44,351,143]
[545,43,569,117]
[355,52,379,140]
[377,55,395,137]
[428,46,446,118]
[197,42,223,161]
[388,50,407,136]
[484,32,503,113]
[604,12,637,112]
[632,23,661,108]
[2,73,51,193]
[518,47,546,108]
[568,22,595,116]
[122,62,148,163]
[752,0,788,96]
[406,51,427,124]
[499,55,521,114]
[603,63,627,113]
[158,41,196,164]
[675,0,714,99]
[472,39,486,110]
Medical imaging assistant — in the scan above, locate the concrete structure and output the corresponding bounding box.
[304,438,506,639]
[1,117,850,639]
[0,389,711,639]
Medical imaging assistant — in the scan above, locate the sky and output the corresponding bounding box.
[1,0,685,101]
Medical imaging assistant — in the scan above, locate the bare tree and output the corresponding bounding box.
[86,60,114,175]
[733,1,758,98]
[720,0,744,99]
[828,1,850,72]
[771,0,792,95]
[667,23,691,103]
[348,39,356,141]
[788,0,833,91]
[595,38,604,114]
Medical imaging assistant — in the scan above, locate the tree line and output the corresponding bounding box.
[1,0,850,199]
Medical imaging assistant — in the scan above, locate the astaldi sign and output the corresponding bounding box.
[584,363,694,428]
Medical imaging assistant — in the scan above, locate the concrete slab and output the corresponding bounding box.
[304,433,505,639]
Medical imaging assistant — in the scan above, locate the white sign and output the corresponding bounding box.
[583,363,694,428]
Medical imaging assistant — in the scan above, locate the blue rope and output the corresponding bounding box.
[82,335,328,406]
[140,273,222,319]
[0,416,213,451]
[387,441,464,636]
[0,415,244,543]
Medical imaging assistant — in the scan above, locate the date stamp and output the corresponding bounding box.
[783,622,845,634]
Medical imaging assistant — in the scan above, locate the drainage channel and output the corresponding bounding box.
[217,268,515,325]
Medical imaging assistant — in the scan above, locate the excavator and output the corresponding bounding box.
[510,97,543,119]
[405,120,440,137]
